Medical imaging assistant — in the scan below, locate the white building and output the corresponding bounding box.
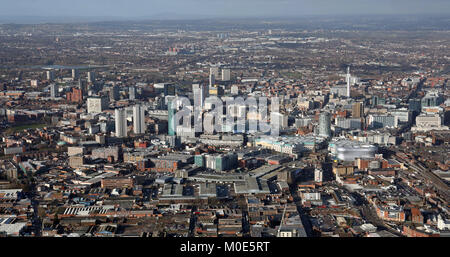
[115,108,127,137]
[413,114,448,132]
[87,97,108,113]
[221,68,231,81]
[314,169,323,183]
[437,215,450,231]
[346,66,351,97]
[271,112,288,129]
[416,114,441,127]
[192,84,209,108]
[231,85,239,95]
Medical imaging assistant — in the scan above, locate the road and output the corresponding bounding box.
[242,210,250,237]
[289,184,314,237]
[188,206,197,237]
[351,192,404,237]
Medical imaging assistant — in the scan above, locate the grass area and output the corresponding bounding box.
[5,123,49,133]
[281,72,303,80]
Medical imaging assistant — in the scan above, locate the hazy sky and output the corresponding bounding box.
[1,0,449,19]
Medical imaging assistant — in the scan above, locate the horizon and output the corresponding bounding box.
[0,13,449,25]
[0,0,449,24]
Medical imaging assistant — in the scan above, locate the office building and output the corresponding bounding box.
[87,97,108,113]
[222,68,231,81]
[336,117,362,130]
[352,102,364,118]
[409,99,422,113]
[196,153,238,171]
[412,114,448,131]
[368,115,398,129]
[390,108,411,123]
[421,91,444,108]
[66,87,83,103]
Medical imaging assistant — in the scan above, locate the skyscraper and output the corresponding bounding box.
[115,108,127,138]
[168,99,176,136]
[192,84,208,108]
[221,68,231,81]
[129,86,136,100]
[47,70,55,81]
[110,85,120,101]
[319,112,331,138]
[87,71,95,83]
[209,73,215,87]
[352,102,364,118]
[72,69,79,80]
[346,66,351,98]
[50,84,58,99]
[133,104,146,134]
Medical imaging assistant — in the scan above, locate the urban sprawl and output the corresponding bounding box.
[0,18,449,238]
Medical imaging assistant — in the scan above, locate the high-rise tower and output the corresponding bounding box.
[50,84,58,99]
[346,66,351,98]
[133,105,146,134]
[319,112,331,138]
[209,73,215,87]
[193,84,209,108]
[115,108,127,138]
[168,99,176,136]
[352,102,364,118]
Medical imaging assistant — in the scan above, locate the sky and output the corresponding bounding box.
[0,0,449,21]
